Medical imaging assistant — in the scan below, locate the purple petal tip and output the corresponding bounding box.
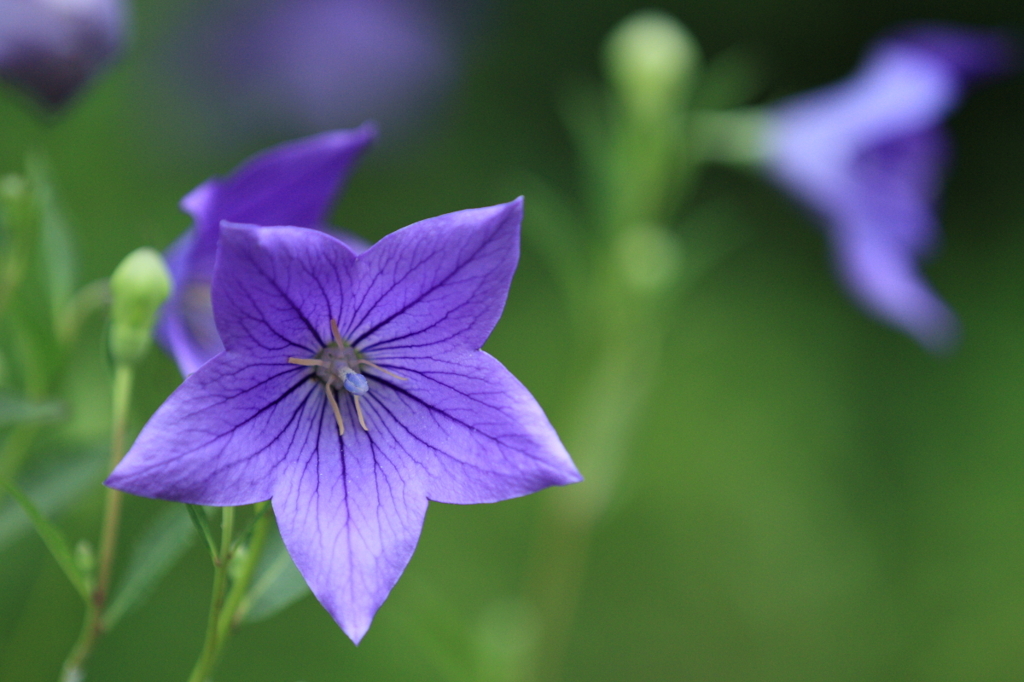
[889,22,1018,82]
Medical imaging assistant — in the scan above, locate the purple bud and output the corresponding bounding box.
[0,0,125,107]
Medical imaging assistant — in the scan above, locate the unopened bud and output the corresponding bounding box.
[604,10,700,120]
[0,174,36,237]
[0,0,127,108]
[73,538,95,572]
[613,222,683,294]
[109,247,172,365]
[73,538,95,587]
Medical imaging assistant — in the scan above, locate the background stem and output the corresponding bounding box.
[60,362,135,682]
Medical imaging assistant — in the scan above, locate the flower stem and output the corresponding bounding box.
[60,362,135,682]
[187,506,236,682]
[524,323,664,682]
[218,503,271,637]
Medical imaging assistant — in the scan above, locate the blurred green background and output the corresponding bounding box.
[1,0,1023,680]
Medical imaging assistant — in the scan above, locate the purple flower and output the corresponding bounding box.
[107,200,582,642]
[169,0,460,138]
[763,24,1012,350]
[0,0,125,107]
[160,124,376,375]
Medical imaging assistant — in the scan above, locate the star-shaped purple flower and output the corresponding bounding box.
[160,124,376,375]
[107,199,581,642]
[763,24,1013,350]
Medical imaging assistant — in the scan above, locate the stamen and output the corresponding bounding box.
[330,319,345,349]
[289,357,325,367]
[324,381,345,435]
[357,359,409,381]
[353,395,369,431]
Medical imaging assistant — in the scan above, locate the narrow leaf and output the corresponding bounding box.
[186,503,218,562]
[241,526,310,623]
[0,448,105,552]
[103,504,196,629]
[0,478,88,599]
[0,392,64,427]
[25,154,76,320]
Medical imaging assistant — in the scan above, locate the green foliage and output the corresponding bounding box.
[0,393,63,428]
[240,526,310,623]
[186,504,219,563]
[0,478,89,600]
[0,448,105,552]
[103,504,196,629]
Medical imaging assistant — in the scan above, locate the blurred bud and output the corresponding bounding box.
[0,0,126,108]
[604,10,700,120]
[73,538,95,583]
[0,173,36,236]
[613,222,683,294]
[0,173,39,305]
[228,544,249,582]
[109,247,172,366]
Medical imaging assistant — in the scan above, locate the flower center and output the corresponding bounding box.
[288,319,406,436]
[313,342,368,395]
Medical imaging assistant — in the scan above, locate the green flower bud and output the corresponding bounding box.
[73,538,96,580]
[604,10,700,121]
[73,539,96,596]
[0,174,34,234]
[613,222,683,294]
[109,247,172,366]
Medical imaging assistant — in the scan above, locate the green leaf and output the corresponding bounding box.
[103,504,196,629]
[25,155,76,322]
[241,526,310,623]
[0,477,88,600]
[186,503,218,562]
[0,448,105,552]
[0,392,64,427]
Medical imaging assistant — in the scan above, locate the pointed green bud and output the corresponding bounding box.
[109,247,172,366]
[604,10,700,121]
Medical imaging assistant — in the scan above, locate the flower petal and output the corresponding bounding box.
[272,428,428,644]
[892,23,1016,82]
[212,223,358,360]
[832,227,958,351]
[106,352,323,505]
[159,125,374,375]
[766,42,960,215]
[341,198,523,355]
[183,124,376,259]
[358,349,581,505]
[156,227,226,376]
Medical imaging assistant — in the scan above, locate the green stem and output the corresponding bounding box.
[524,313,666,682]
[187,507,236,682]
[60,363,135,682]
[218,503,271,637]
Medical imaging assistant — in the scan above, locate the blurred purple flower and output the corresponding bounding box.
[160,124,375,375]
[108,205,582,642]
[173,0,460,137]
[763,24,1013,350]
[0,0,125,106]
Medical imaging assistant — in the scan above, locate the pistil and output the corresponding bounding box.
[288,319,408,435]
